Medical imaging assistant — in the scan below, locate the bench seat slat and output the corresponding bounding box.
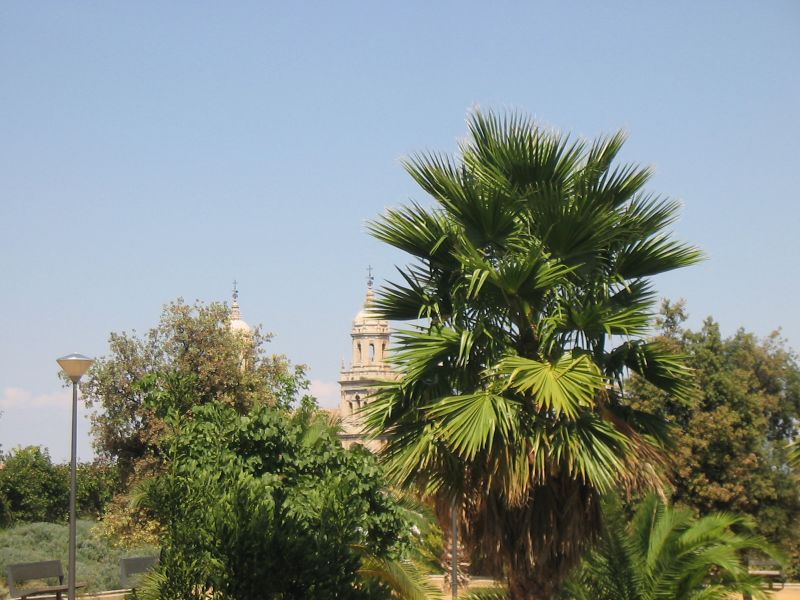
[17,583,69,598]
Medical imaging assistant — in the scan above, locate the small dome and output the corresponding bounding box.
[230,315,253,335]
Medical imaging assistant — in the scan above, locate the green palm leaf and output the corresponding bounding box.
[616,234,704,279]
[426,392,520,460]
[359,554,444,600]
[567,494,781,600]
[499,354,604,418]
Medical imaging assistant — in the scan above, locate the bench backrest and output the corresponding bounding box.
[6,560,64,597]
[120,555,158,589]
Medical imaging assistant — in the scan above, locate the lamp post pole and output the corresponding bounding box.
[68,378,79,600]
[57,354,94,600]
[451,502,458,599]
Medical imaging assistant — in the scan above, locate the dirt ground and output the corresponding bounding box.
[726,587,800,599]
[767,588,800,599]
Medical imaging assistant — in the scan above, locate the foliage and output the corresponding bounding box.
[364,110,702,598]
[789,440,800,468]
[458,587,508,599]
[564,493,779,600]
[0,446,67,526]
[83,299,302,478]
[0,446,121,528]
[393,491,446,576]
[82,299,304,546]
[134,383,423,600]
[61,459,121,519]
[628,300,800,576]
[0,520,156,597]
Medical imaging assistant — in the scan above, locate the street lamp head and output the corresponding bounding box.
[57,353,95,383]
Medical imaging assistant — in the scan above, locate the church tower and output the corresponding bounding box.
[338,270,394,448]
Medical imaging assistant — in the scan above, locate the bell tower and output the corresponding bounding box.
[338,268,393,448]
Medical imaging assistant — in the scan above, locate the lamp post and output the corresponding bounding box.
[57,353,94,600]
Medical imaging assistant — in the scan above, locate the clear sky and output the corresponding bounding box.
[1,1,798,462]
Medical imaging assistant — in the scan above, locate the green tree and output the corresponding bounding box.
[83,299,301,479]
[364,110,702,599]
[564,494,777,600]
[53,459,121,519]
[83,298,305,545]
[0,446,68,526]
[0,448,117,526]
[134,379,436,600]
[629,300,800,575]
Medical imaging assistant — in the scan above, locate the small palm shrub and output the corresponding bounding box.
[564,493,780,600]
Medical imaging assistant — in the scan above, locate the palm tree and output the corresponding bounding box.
[363,110,703,599]
[564,494,778,600]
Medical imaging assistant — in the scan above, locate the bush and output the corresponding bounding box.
[62,459,121,519]
[0,447,67,526]
[0,447,121,527]
[138,396,411,599]
[0,520,156,597]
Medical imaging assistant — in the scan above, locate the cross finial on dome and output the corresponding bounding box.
[367,265,374,289]
[231,280,242,321]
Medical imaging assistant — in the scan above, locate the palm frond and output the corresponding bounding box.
[359,554,444,600]
[499,354,603,418]
[458,586,508,599]
[375,266,440,321]
[426,392,520,460]
[616,234,704,279]
[368,202,454,265]
[568,494,782,600]
[617,340,694,400]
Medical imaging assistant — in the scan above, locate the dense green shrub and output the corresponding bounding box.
[82,299,306,546]
[136,387,413,600]
[0,447,67,526]
[0,520,156,597]
[0,446,120,526]
[65,459,121,518]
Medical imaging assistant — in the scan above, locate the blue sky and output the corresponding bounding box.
[1,1,798,461]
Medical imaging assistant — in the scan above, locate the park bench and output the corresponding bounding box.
[120,555,158,590]
[6,560,84,600]
[748,567,785,590]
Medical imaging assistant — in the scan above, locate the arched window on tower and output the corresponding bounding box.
[381,342,386,361]
[357,343,362,363]
[369,343,375,362]
[355,394,361,410]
